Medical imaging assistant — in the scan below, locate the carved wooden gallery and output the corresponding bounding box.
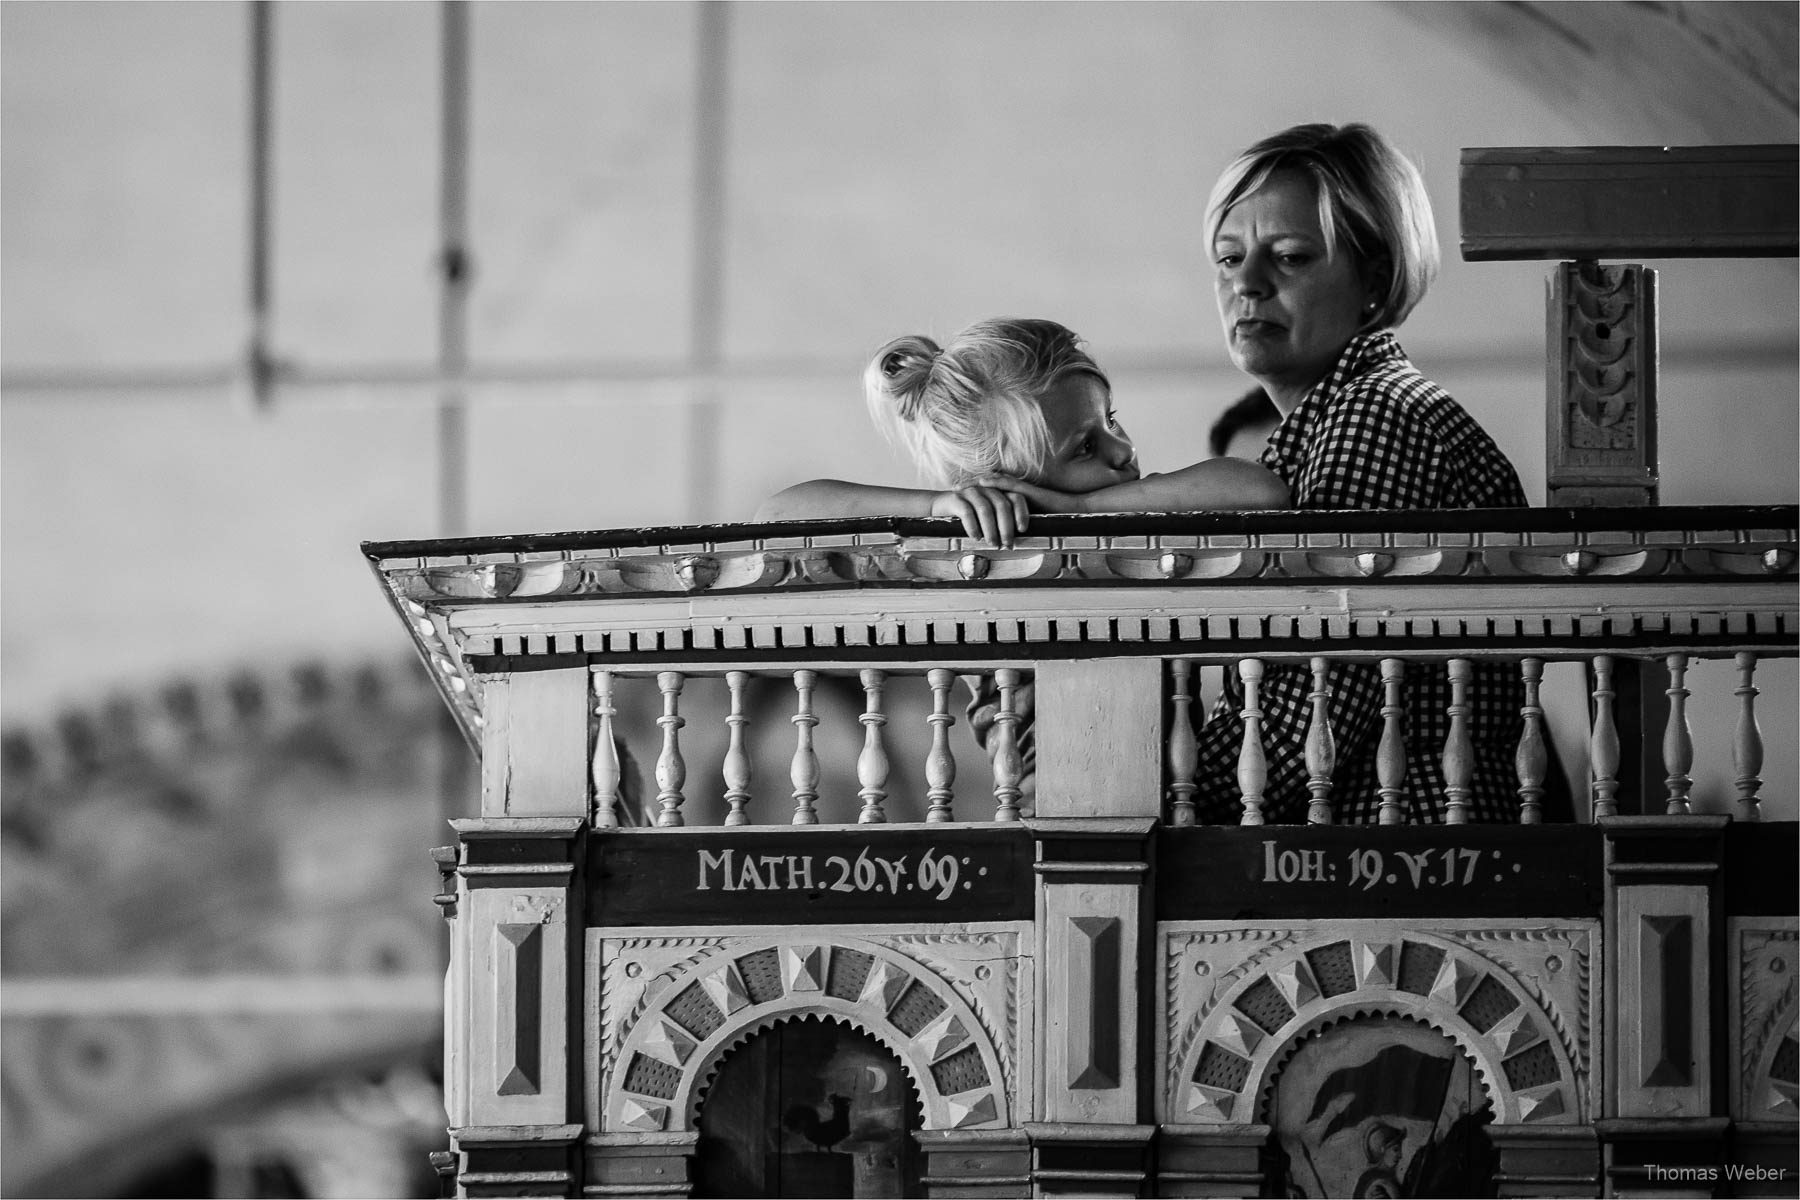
[367,148,1798,1197]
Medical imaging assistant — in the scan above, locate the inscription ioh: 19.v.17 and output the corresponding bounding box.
[1261,841,1524,891]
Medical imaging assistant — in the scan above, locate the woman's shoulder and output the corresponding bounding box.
[1331,349,1479,440]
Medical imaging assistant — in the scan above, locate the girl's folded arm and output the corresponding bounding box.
[756,479,1031,546]
[756,479,937,522]
[985,458,1289,514]
[1075,458,1289,512]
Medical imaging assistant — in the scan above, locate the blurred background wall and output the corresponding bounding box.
[2,2,1795,1196]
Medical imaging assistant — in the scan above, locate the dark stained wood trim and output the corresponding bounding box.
[364,504,1799,561]
[1461,145,1798,261]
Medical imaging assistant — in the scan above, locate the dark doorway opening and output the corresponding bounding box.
[694,1016,922,1198]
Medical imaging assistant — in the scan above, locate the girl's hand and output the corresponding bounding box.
[932,485,1031,547]
[976,475,1086,514]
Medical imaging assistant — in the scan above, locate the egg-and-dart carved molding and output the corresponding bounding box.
[370,508,1798,605]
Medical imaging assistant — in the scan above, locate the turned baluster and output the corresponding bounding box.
[1662,653,1693,815]
[1442,659,1474,825]
[991,668,1024,822]
[856,669,890,824]
[1515,658,1547,825]
[925,668,958,823]
[591,670,621,828]
[790,669,820,825]
[1166,659,1200,827]
[722,671,752,826]
[1733,652,1764,822]
[654,671,687,827]
[1589,655,1620,820]
[1377,659,1406,825]
[1304,657,1336,825]
[1237,658,1267,826]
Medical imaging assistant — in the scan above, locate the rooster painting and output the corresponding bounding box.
[783,1093,852,1152]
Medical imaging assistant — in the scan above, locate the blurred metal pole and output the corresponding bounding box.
[437,2,475,852]
[687,1,731,523]
[244,0,276,411]
[438,0,471,541]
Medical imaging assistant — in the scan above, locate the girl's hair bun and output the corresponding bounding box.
[868,335,941,420]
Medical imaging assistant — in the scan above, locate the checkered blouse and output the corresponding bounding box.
[1188,331,1540,824]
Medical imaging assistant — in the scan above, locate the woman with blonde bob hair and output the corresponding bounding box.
[1205,121,1439,337]
[1183,121,1568,825]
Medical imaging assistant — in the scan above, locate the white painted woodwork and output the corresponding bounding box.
[458,880,570,1129]
[478,668,591,818]
[1663,653,1694,815]
[1443,658,1475,825]
[1237,658,1267,827]
[1304,656,1336,825]
[1614,883,1712,1118]
[653,671,687,827]
[1035,660,1162,819]
[925,668,957,823]
[590,670,620,828]
[1377,658,1407,825]
[856,668,889,824]
[1733,652,1765,822]
[441,578,1795,667]
[1516,658,1548,825]
[991,667,1024,822]
[789,669,820,825]
[1166,659,1199,827]
[722,671,752,827]
[1590,656,1621,820]
[1037,857,1144,1125]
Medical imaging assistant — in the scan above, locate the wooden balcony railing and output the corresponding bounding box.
[365,504,1797,829]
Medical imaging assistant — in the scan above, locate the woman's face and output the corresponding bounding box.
[1212,170,1373,411]
[1032,373,1139,493]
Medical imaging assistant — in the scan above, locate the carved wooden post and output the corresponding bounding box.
[722,671,752,827]
[1304,656,1335,825]
[789,669,820,825]
[1236,658,1267,827]
[653,671,687,827]
[453,666,587,1192]
[855,668,889,824]
[1662,653,1693,815]
[1515,658,1548,825]
[1377,659,1406,825]
[1442,659,1474,825]
[1601,816,1730,1188]
[1030,659,1159,1194]
[1733,652,1764,822]
[991,667,1024,823]
[1166,659,1199,827]
[591,670,620,828]
[924,668,957,823]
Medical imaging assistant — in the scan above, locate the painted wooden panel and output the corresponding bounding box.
[1035,660,1161,819]
[1158,826,1604,921]
[461,885,570,1129]
[479,667,591,818]
[588,826,1033,926]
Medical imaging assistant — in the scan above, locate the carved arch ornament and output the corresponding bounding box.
[1161,921,1593,1128]
[1733,920,1799,1120]
[599,932,1017,1135]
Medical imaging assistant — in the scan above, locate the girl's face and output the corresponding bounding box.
[1212,169,1374,412]
[1032,373,1139,492]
